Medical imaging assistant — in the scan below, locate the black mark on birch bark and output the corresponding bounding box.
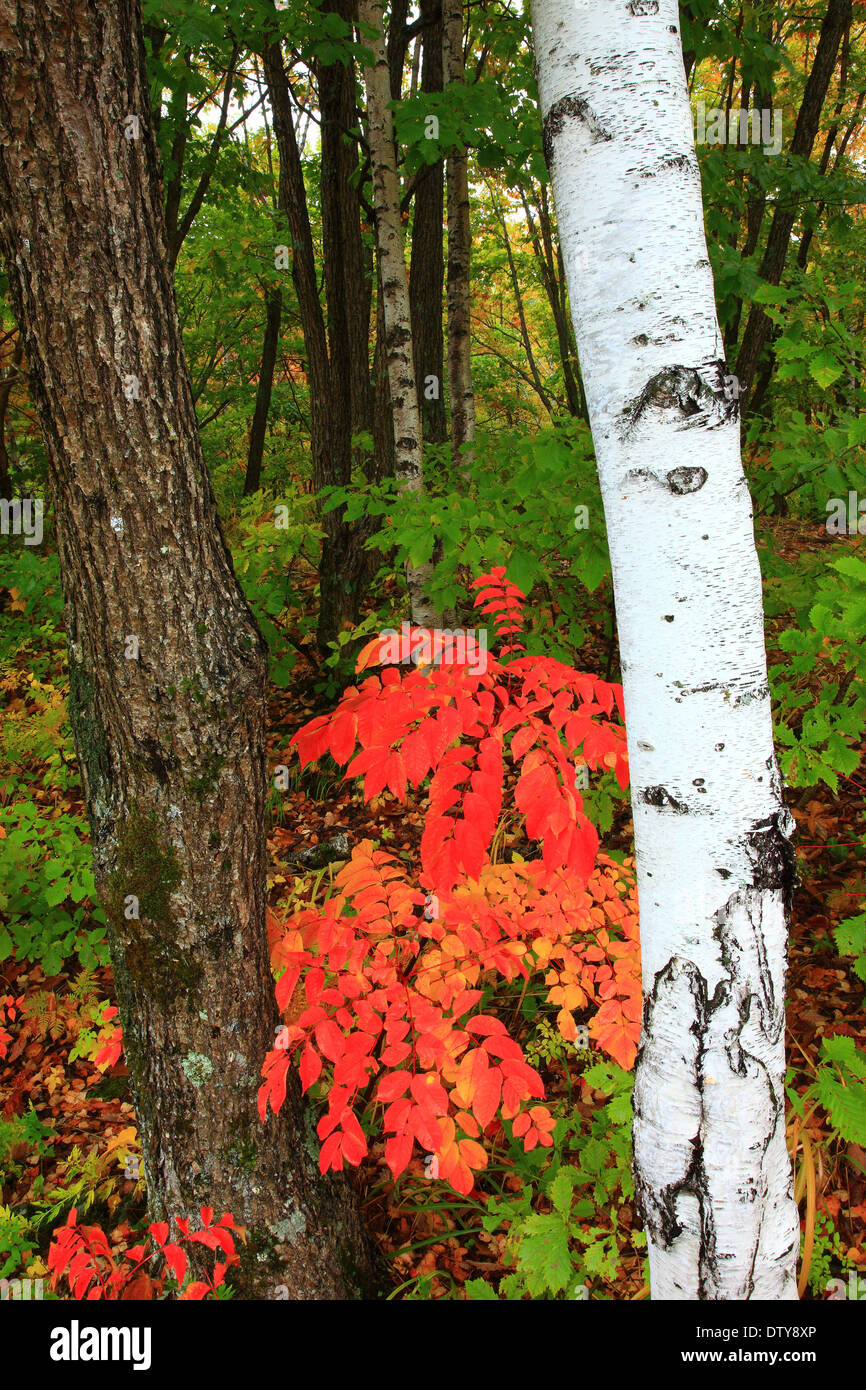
[744,811,798,912]
[642,785,689,812]
[619,361,738,439]
[730,680,769,707]
[640,152,697,180]
[667,466,708,494]
[542,95,612,171]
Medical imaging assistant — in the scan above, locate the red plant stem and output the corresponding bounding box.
[401,978,418,1076]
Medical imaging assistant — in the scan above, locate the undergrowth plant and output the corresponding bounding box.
[48,1206,242,1300]
[463,1058,644,1300]
[257,569,640,1194]
[795,1034,866,1148]
[0,803,107,974]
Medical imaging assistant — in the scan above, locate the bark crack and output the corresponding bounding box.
[633,813,796,1296]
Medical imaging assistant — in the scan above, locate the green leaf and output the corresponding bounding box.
[42,945,64,976]
[464,1277,498,1300]
[815,1068,866,1145]
[549,1167,578,1217]
[808,354,843,390]
[42,879,68,908]
[507,551,537,598]
[831,554,866,583]
[512,1212,573,1296]
[607,1091,633,1126]
[821,1034,866,1079]
[834,914,866,981]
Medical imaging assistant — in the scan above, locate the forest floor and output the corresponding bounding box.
[1,517,864,1300]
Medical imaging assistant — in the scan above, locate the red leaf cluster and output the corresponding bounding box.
[293,571,628,894]
[0,993,23,1059]
[259,570,641,1195]
[92,1004,124,1071]
[47,1205,243,1300]
[259,842,640,1193]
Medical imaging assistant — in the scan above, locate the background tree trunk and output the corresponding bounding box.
[263,11,374,652]
[361,0,439,626]
[442,0,475,470]
[409,0,448,448]
[734,0,851,399]
[317,0,382,608]
[0,0,378,1299]
[244,286,282,496]
[519,181,584,418]
[0,337,22,502]
[532,0,799,1300]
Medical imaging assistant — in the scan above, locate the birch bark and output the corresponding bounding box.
[360,0,439,625]
[531,0,799,1300]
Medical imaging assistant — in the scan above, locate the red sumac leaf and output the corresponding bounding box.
[299,1042,322,1092]
[377,1071,411,1102]
[315,1017,345,1062]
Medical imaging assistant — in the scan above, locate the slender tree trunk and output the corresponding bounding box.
[317,0,382,594]
[724,9,776,353]
[735,0,851,397]
[360,0,439,626]
[409,0,448,447]
[442,0,475,469]
[263,29,346,653]
[491,189,553,416]
[264,27,352,649]
[0,338,22,502]
[372,266,397,483]
[244,287,282,496]
[0,0,378,1299]
[319,0,375,451]
[520,183,583,418]
[681,2,697,83]
[532,0,799,1300]
[265,2,379,648]
[387,0,410,101]
[797,88,863,270]
[167,47,239,270]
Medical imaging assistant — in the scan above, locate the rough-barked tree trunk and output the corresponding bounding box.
[361,0,440,626]
[532,0,799,1300]
[0,0,378,1300]
[442,0,475,471]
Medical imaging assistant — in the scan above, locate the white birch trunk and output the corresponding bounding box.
[530,0,799,1300]
[361,0,440,626]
